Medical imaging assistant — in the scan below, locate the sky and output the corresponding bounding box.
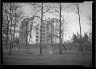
[17,2,92,41]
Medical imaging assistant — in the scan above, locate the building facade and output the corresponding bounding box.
[19,17,60,44]
[35,18,60,44]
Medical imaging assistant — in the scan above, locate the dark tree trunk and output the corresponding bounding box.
[59,3,62,54]
[40,3,43,55]
[77,4,82,51]
[26,20,29,51]
[9,3,13,55]
[51,23,52,44]
[13,8,16,48]
[6,15,10,49]
[61,37,66,50]
[61,30,66,50]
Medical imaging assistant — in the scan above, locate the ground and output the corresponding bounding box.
[2,43,92,67]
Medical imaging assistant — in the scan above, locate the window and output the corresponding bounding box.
[42,33,45,35]
[36,35,38,38]
[42,29,45,32]
[40,36,42,39]
[42,26,45,28]
[36,39,38,41]
[40,39,45,42]
[47,39,49,41]
[42,36,45,39]
[36,28,39,30]
[40,39,42,42]
[42,40,45,42]
[40,33,43,36]
[42,23,45,25]
[36,32,38,34]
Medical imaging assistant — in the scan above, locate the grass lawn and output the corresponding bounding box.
[2,43,92,67]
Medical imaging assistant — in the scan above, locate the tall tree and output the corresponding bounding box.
[40,3,43,55]
[77,4,82,51]
[20,18,30,50]
[13,3,21,48]
[3,3,10,49]
[9,3,13,55]
[62,3,83,51]
[26,19,29,51]
[59,3,62,54]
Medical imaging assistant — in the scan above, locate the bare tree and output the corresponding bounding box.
[76,4,82,51]
[59,3,62,54]
[3,3,23,54]
[5,3,21,55]
[31,3,56,55]
[63,3,83,51]
[30,3,43,55]
[9,3,13,55]
[49,3,68,52]
[12,3,23,48]
[40,3,43,55]
[26,19,29,51]
[3,3,11,49]
[30,3,69,54]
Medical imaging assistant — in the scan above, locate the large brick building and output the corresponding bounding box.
[35,18,60,44]
[19,17,60,44]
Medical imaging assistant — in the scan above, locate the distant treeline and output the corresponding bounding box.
[71,32,91,43]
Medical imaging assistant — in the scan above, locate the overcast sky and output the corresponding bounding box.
[17,2,92,41]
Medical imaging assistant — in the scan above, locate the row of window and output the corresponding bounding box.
[36,36,50,40]
[36,26,49,30]
[36,32,38,34]
[36,39,45,42]
[36,28,39,30]
[36,35,52,39]
[36,39,51,43]
[36,32,46,35]
[36,38,38,41]
[36,28,53,34]
[36,29,46,32]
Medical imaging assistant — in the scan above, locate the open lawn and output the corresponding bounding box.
[3,43,92,67]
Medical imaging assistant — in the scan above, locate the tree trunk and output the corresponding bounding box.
[40,3,43,55]
[51,23,52,44]
[61,38,66,50]
[59,3,62,54]
[13,8,16,49]
[9,3,13,55]
[6,15,10,49]
[77,4,82,51]
[26,20,29,51]
[61,31,66,51]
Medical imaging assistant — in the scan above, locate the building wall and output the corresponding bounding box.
[35,19,57,44]
[35,24,40,44]
[35,21,48,44]
[19,18,60,44]
[19,18,29,44]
